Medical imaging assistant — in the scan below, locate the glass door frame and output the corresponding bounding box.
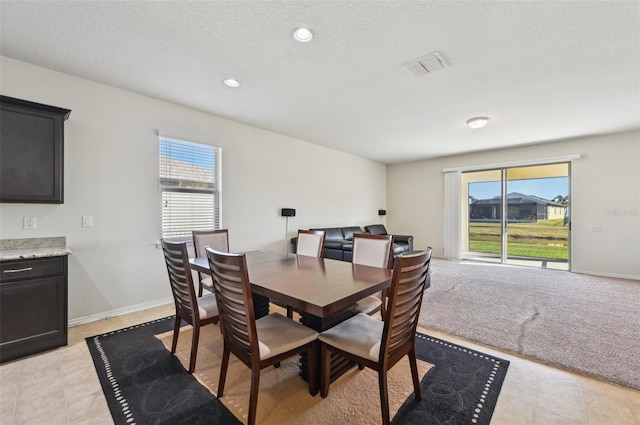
[462,162,572,270]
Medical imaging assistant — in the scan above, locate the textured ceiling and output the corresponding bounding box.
[1,1,639,164]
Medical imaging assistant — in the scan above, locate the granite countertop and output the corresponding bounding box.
[0,237,72,261]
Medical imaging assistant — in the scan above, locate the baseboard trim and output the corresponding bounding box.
[571,268,639,281]
[68,297,173,327]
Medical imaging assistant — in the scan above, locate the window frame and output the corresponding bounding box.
[158,134,222,242]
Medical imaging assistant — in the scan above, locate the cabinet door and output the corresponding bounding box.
[0,96,70,203]
[0,260,68,363]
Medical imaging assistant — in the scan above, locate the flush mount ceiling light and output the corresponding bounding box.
[466,117,490,129]
[223,78,240,88]
[292,27,314,43]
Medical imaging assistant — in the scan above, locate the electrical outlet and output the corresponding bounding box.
[82,216,93,228]
[590,224,601,232]
[23,217,37,229]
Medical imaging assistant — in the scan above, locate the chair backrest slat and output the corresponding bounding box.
[161,240,198,323]
[381,248,432,363]
[206,248,258,363]
[352,233,394,269]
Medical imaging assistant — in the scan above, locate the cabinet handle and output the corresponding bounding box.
[3,267,33,273]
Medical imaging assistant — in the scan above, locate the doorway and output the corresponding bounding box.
[462,163,570,270]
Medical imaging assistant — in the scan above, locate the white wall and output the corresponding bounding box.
[387,131,640,280]
[0,57,387,320]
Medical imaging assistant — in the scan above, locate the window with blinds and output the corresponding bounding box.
[159,136,222,240]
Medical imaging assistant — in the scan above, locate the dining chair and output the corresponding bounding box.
[205,247,319,425]
[192,229,229,296]
[286,229,326,317]
[352,233,394,316]
[296,229,326,257]
[161,239,219,373]
[318,248,432,425]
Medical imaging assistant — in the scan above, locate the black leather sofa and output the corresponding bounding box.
[364,224,414,255]
[290,225,414,262]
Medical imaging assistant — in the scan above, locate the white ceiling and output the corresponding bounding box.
[1,1,639,164]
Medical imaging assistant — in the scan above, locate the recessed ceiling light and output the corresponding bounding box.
[292,27,314,43]
[223,78,240,88]
[466,117,489,129]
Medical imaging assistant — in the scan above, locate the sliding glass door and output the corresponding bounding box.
[462,163,570,270]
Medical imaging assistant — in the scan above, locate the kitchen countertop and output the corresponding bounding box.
[0,237,71,261]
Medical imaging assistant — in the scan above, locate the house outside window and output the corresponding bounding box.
[159,135,222,241]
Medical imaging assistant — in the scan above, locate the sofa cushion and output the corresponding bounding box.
[365,224,387,236]
[323,249,343,261]
[324,239,345,250]
[392,242,410,255]
[341,226,363,241]
[312,227,343,240]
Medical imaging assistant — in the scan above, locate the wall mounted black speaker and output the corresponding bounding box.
[281,208,296,217]
[378,209,387,216]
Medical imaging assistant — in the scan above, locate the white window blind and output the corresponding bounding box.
[159,136,222,240]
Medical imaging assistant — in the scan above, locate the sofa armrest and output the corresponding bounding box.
[393,234,413,251]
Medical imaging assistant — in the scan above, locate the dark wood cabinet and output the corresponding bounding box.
[0,96,71,203]
[0,256,68,363]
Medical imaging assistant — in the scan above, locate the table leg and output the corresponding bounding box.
[299,306,357,385]
[252,294,270,319]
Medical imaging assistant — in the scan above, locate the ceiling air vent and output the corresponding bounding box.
[403,52,448,78]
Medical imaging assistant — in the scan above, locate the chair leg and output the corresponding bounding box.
[247,368,261,425]
[307,341,318,396]
[378,370,391,425]
[320,343,331,398]
[171,315,181,353]
[380,290,387,318]
[188,324,200,373]
[286,306,293,318]
[218,346,230,397]
[408,349,421,400]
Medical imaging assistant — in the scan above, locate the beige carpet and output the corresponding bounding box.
[419,258,640,390]
[157,324,433,425]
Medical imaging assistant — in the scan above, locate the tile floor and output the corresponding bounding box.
[1,303,638,425]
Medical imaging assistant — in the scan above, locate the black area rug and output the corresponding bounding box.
[86,317,241,425]
[393,333,509,425]
[87,318,508,425]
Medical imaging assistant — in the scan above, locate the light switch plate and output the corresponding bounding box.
[82,216,93,228]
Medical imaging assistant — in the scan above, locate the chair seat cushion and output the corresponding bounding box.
[201,276,214,291]
[196,293,218,319]
[355,295,382,315]
[319,313,383,362]
[256,313,318,360]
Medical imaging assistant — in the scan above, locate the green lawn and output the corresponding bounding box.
[469,218,568,260]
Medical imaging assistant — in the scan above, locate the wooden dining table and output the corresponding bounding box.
[190,250,393,385]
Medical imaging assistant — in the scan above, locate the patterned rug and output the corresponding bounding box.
[86,317,240,425]
[87,317,509,425]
